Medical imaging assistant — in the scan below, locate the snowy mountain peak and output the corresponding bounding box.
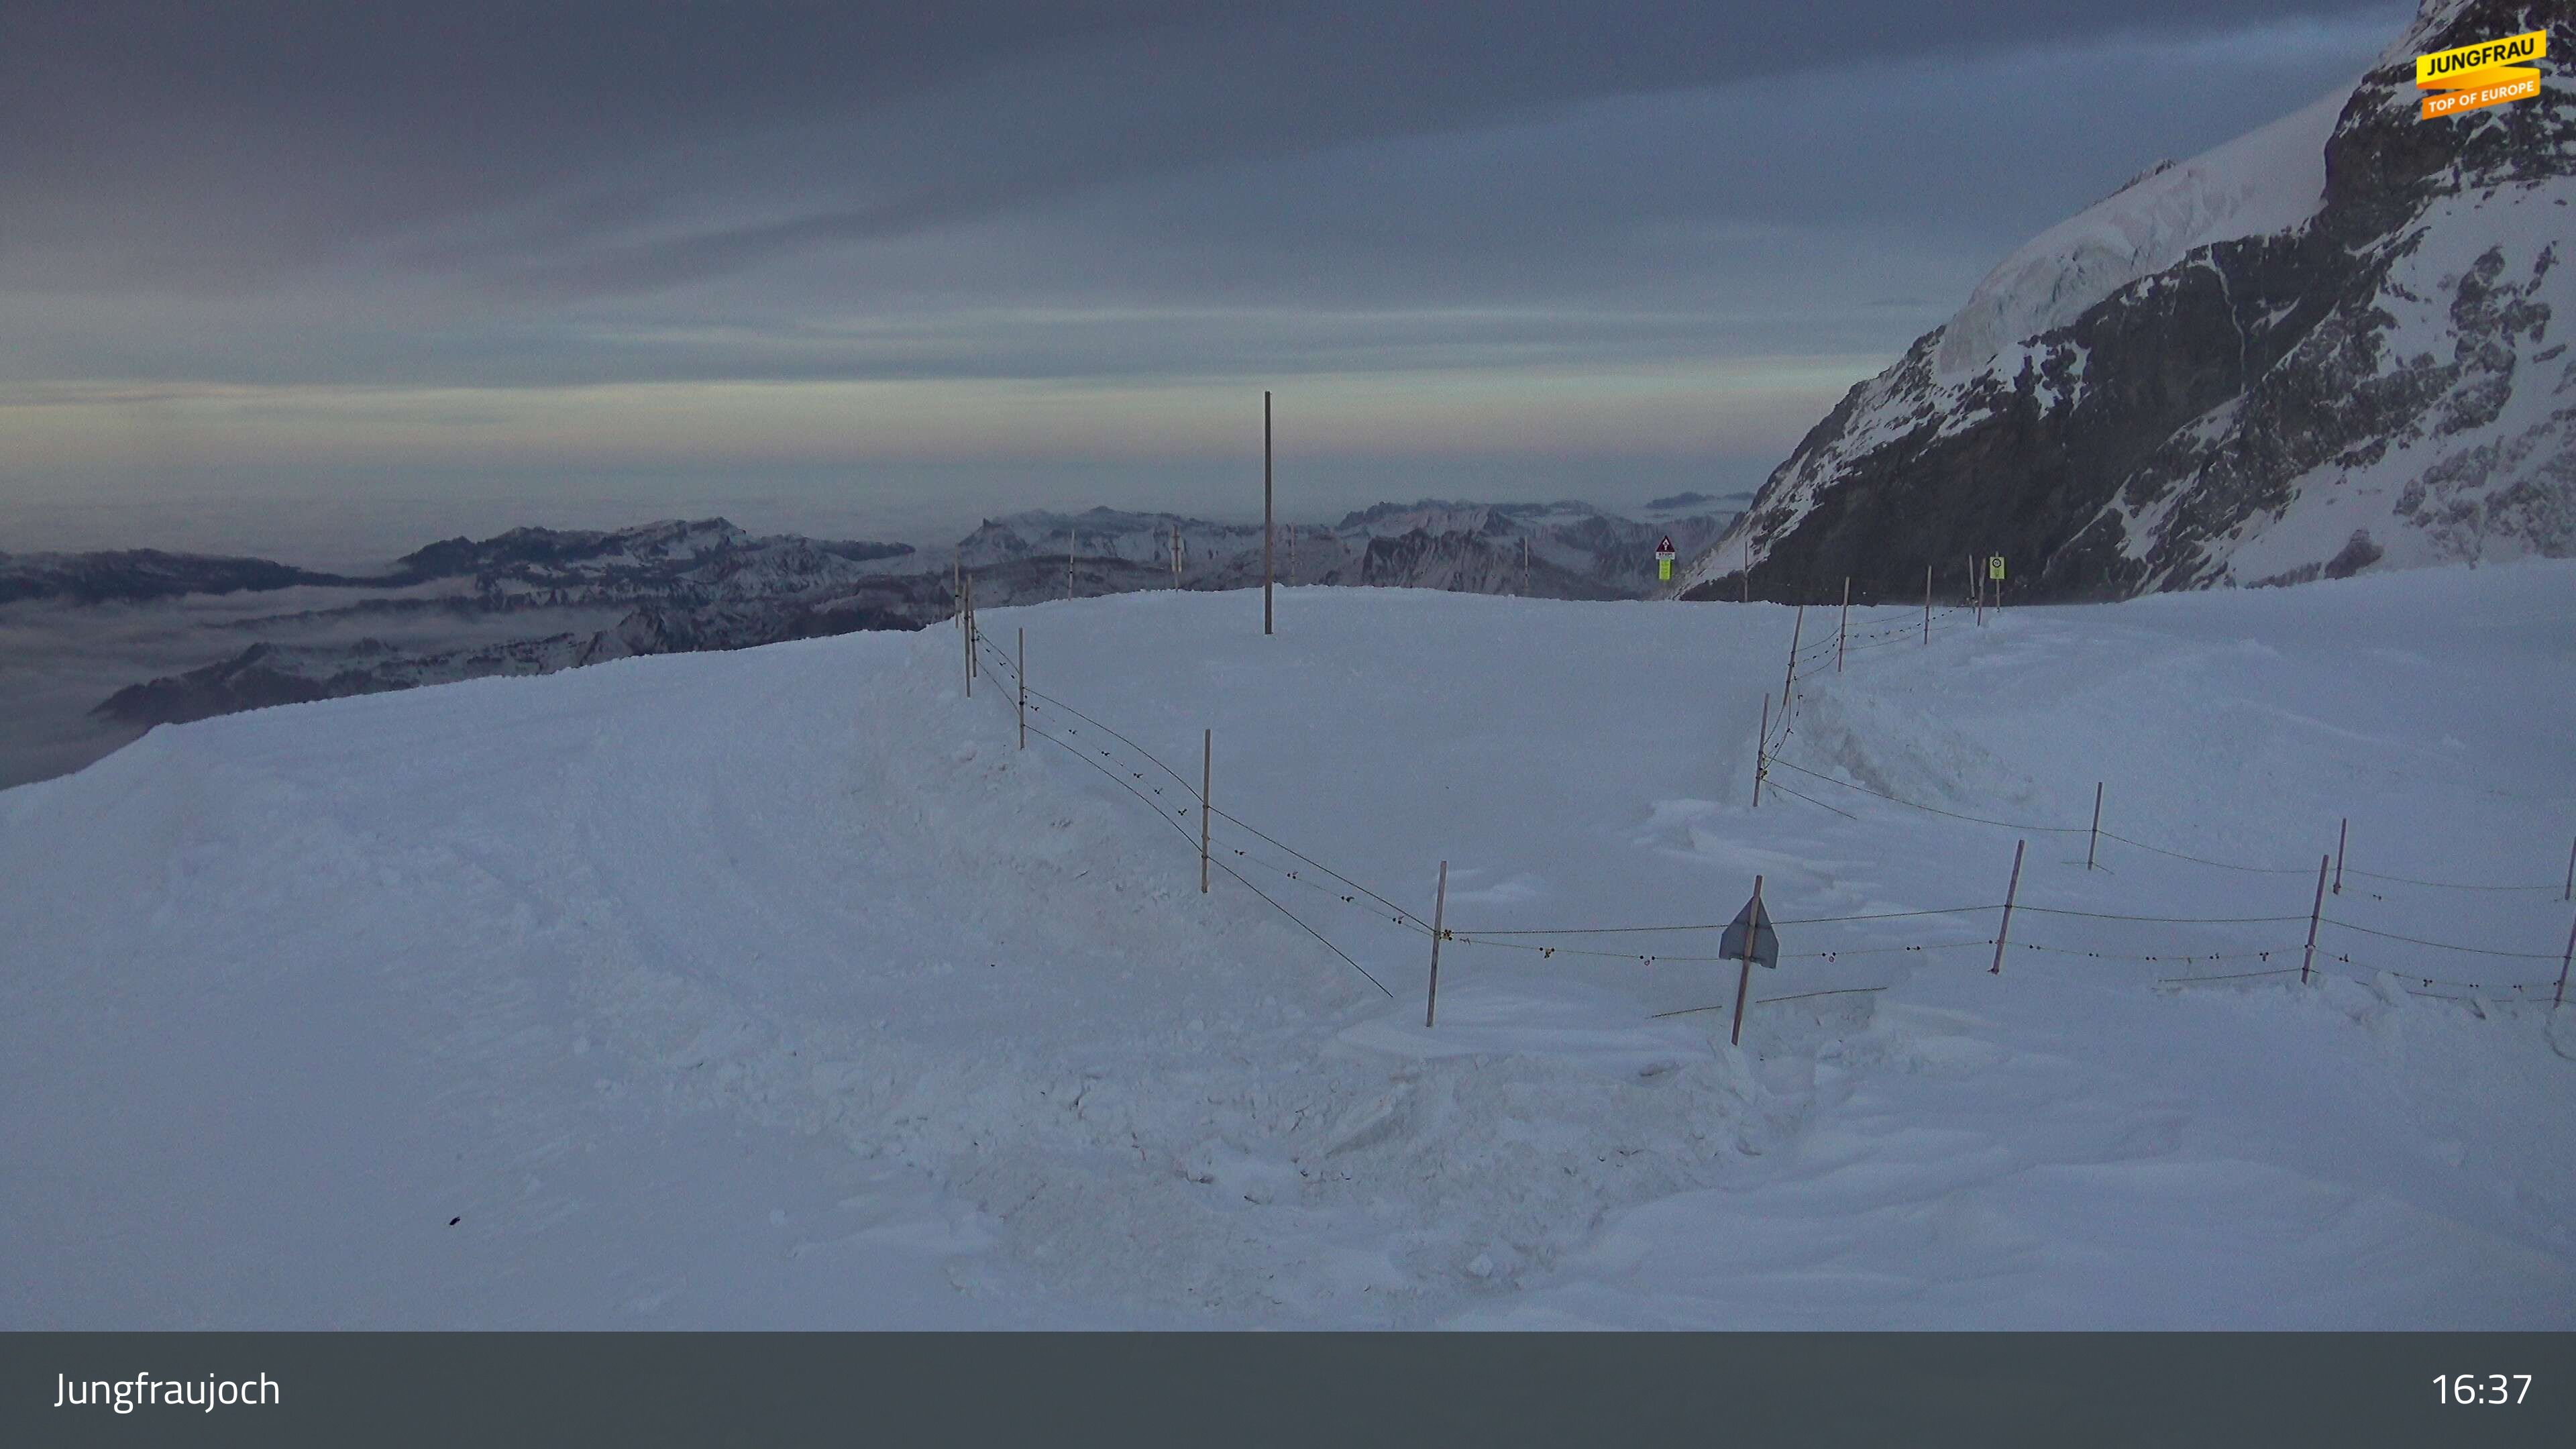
[1683,0,2576,605]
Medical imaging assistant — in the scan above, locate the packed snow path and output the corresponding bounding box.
[5,562,2572,1327]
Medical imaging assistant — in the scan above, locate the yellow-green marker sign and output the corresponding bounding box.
[1988,555,2005,582]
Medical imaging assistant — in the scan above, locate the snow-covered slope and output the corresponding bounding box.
[5,562,2573,1328]
[1680,0,2576,604]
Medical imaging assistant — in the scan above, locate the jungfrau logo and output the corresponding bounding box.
[2416,29,2546,119]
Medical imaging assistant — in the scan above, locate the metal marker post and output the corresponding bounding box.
[1425,861,1448,1028]
[2301,855,2329,984]
[2334,818,2349,895]
[1754,696,1769,808]
[2086,783,2103,870]
[1780,606,1803,714]
[1017,629,1026,750]
[1200,729,1212,895]
[1263,390,1274,637]
[1923,564,1932,647]
[1837,577,1849,673]
[1989,840,2025,975]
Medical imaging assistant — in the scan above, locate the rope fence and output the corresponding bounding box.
[949,590,2573,1026]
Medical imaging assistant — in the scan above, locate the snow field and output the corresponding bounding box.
[3,560,2572,1326]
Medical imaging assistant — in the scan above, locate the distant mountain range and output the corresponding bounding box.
[11,495,1743,731]
[1677,0,2574,604]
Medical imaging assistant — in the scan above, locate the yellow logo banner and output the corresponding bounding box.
[2416,30,2546,119]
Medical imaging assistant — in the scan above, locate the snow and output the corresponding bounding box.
[1933,82,2351,380]
[5,563,2574,1328]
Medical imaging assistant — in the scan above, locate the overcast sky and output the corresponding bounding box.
[0,1,2410,561]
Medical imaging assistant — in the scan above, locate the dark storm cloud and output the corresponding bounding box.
[3,1,2398,299]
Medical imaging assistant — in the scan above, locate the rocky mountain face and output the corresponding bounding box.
[1677,0,2575,605]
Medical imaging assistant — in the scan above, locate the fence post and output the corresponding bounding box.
[1017,628,1026,750]
[2334,818,2348,895]
[1973,553,1983,627]
[2564,837,2573,902]
[2557,915,2573,1009]
[963,573,973,698]
[1989,840,2025,975]
[2300,854,2328,985]
[1780,605,1804,714]
[1730,874,1764,1047]
[2086,783,2103,870]
[1425,860,1449,1028]
[1923,564,1931,647]
[1837,577,1850,673]
[1754,696,1769,808]
[1200,729,1212,895]
[1067,532,1075,600]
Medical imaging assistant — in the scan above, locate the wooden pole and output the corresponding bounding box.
[1780,605,1804,713]
[1837,577,1850,673]
[2563,837,2573,902]
[1754,695,1769,808]
[1200,729,1212,894]
[1975,555,1984,627]
[1729,875,1764,1047]
[2333,818,2348,895]
[1989,840,2025,975]
[1923,564,1932,647]
[1017,628,1026,750]
[1263,390,1274,637]
[2556,914,2573,1009]
[2086,782,2103,869]
[1424,861,1448,1028]
[2300,854,2328,985]
[962,572,973,698]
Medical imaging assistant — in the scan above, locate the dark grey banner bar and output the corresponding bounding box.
[5,1332,2568,1448]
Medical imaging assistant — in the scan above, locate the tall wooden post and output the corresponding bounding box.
[1263,390,1274,637]
[1923,564,1932,647]
[962,572,973,698]
[1780,606,1804,714]
[1424,861,1449,1028]
[1836,577,1850,672]
[1974,553,1984,628]
[2086,782,2103,870]
[1754,696,1769,808]
[1729,874,1764,1047]
[1200,729,1212,894]
[2334,818,2349,895]
[2300,855,2329,985]
[1989,840,2026,975]
[1017,628,1026,750]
